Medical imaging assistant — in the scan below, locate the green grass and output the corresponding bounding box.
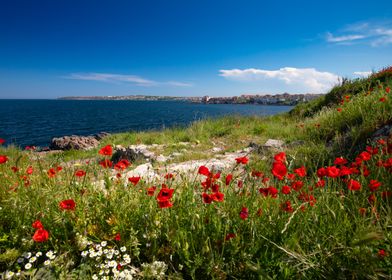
[1,68,392,279]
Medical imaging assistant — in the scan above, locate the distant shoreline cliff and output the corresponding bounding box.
[58,93,324,105]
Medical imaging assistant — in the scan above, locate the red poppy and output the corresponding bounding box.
[147,186,157,196]
[47,168,56,178]
[282,185,291,194]
[347,179,361,191]
[0,155,8,164]
[326,166,340,178]
[164,173,174,179]
[75,170,86,177]
[378,249,387,258]
[99,159,113,168]
[211,183,220,192]
[317,167,326,177]
[239,207,249,220]
[274,152,286,163]
[287,173,296,180]
[26,166,33,175]
[0,138,5,145]
[202,192,213,204]
[379,97,387,102]
[368,194,376,204]
[157,200,173,208]
[281,201,293,212]
[316,179,326,188]
[237,180,243,188]
[291,180,304,191]
[337,108,342,112]
[225,233,236,241]
[369,180,381,192]
[59,199,76,211]
[272,161,287,180]
[157,187,174,202]
[334,157,348,165]
[56,166,63,172]
[298,192,316,206]
[235,156,249,164]
[11,166,19,173]
[359,207,366,216]
[294,166,306,177]
[381,191,392,199]
[377,139,386,146]
[225,174,233,185]
[32,220,44,229]
[114,233,121,241]
[98,145,113,156]
[211,191,225,202]
[386,87,391,94]
[198,165,210,176]
[251,170,264,178]
[358,151,372,161]
[128,176,141,186]
[366,146,379,155]
[114,159,131,170]
[33,228,49,242]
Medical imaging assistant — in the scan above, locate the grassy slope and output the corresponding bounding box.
[0,69,392,279]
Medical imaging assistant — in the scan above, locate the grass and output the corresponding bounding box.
[0,68,392,279]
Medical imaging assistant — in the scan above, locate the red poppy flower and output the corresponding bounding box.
[379,97,387,102]
[225,233,236,241]
[272,161,287,180]
[47,168,56,178]
[274,152,286,163]
[239,207,249,220]
[381,191,392,199]
[147,186,157,196]
[202,192,213,204]
[128,176,141,186]
[359,207,366,216]
[287,173,296,181]
[114,159,131,170]
[337,108,342,112]
[317,167,326,177]
[211,191,225,202]
[157,200,173,208]
[368,194,376,204]
[294,166,306,177]
[291,180,304,191]
[225,174,233,185]
[282,185,291,194]
[33,228,49,242]
[0,155,8,164]
[334,157,348,165]
[358,151,372,161]
[198,165,210,176]
[0,138,5,145]
[59,199,76,211]
[211,183,220,192]
[11,166,19,173]
[32,220,44,229]
[281,201,293,213]
[251,170,264,178]
[237,180,243,188]
[98,145,113,156]
[347,179,361,191]
[386,87,391,94]
[164,173,174,179]
[326,166,340,178]
[56,166,63,172]
[316,179,326,188]
[378,249,387,258]
[369,179,381,192]
[75,170,86,177]
[157,187,174,202]
[114,233,121,241]
[235,156,249,164]
[99,159,113,168]
[298,192,316,206]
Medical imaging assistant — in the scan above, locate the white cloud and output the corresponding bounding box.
[326,32,365,43]
[219,67,339,93]
[65,72,192,87]
[353,71,372,77]
[325,21,392,47]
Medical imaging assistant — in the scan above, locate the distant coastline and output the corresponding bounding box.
[58,93,324,106]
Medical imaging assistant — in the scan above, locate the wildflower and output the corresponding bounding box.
[198,165,210,176]
[164,173,174,179]
[281,201,294,212]
[59,199,76,211]
[317,167,327,177]
[359,207,366,216]
[251,170,264,178]
[334,157,348,165]
[294,166,306,177]
[291,180,304,191]
[127,176,140,186]
[44,260,51,266]
[202,193,213,204]
[25,263,32,270]
[337,108,342,112]
[379,97,387,102]
[99,159,113,168]
[0,155,8,164]
[225,174,233,185]
[326,166,340,178]
[99,145,113,156]
[211,191,225,202]
[147,186,157,196]
[369,179,381,192]
[386,87,391,94]
[114,233,121,241]
[239,207,249,220]
[272,161,287,180]
[120,246,127,252]
[378,249,387,258]
[26,166,33,175]
[75,170,86,177]
[114,159,131,170]
[347,179,361,191]
[33,228,49,242]
[32,220,44,229]
[282,185,291,194]
[358,151,372,161]
[0,138,5,145]
[156,187,174,202]
[47,168,56,178]
[225,233,236,241]
[157,200,173,208]
[235,156,249,164]
[56,166,63,172]
[368,194,376,204]
[316,179,326,188]
[274,152,286,162]
[11,166,19,173]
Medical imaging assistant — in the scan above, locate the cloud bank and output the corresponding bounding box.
[219,67,339,93]
[65,73,193,87]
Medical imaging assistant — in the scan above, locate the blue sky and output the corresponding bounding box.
[1,0,392,98]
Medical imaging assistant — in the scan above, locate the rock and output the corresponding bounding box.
[124,163,158,182]
[111,145,157,163]
[156,155,169,163]
[372,124,392,139]
[171,152,183,158]
[211,147,224,153]
[50,135,100,150]
[94,132,111,141]
[263,139,285,149]
[288,140,305,147]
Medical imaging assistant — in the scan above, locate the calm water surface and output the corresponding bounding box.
[0,100,293,147]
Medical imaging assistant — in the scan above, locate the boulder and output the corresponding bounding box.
[111,145,157,163]
[50,135,100,150]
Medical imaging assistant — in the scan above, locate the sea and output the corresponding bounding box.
[0,100,293,148]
